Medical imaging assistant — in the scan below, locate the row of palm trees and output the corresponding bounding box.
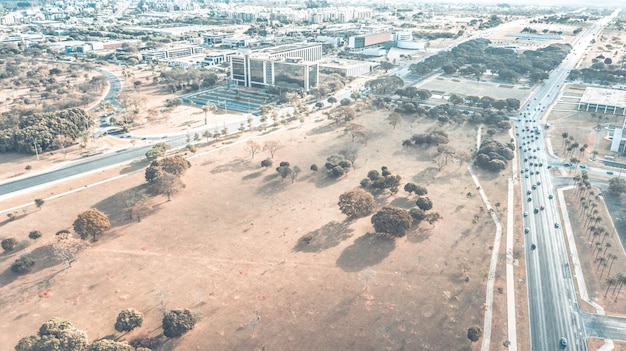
[572,172,626,302]
[561,132,589,160]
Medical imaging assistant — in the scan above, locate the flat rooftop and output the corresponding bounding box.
[319,58,375,69]
[580,87,626,109]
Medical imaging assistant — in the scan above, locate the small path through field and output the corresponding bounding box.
[468,126,510,351]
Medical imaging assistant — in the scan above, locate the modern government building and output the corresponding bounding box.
[230,43,322,92]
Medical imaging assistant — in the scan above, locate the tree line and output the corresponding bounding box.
[15,307,198,351]
[0,108,92,154]
[409,38,569,83]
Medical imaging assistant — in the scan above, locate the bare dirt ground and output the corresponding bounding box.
[0,103,514,350]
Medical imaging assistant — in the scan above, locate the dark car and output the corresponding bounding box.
[534,208,539,214]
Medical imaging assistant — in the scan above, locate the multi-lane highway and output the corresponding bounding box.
[518,9,620,351]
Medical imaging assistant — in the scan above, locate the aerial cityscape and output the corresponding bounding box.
[1,0,626,350]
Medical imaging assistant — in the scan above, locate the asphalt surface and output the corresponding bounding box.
[517,10,620,351]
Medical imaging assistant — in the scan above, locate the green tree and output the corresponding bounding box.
[2,237,18,251]
[87,339,135,351]
[386,113,402,129]
[34,198,45,210]
[151,173,185,201]
[416,197,433,211]
[409,207,426,223]
[73,209,111,241]
[608,177,626,197]
[28,230,42,240]
[338,188,376,219]
[371,207,413,237]
[115,308,144,333]
[467,326,483,344]
[145,156,191,183]
[145,142,171,161]
[276,162,292,182]
[261,158,273,168]
[11,255,35,274]
[15,318,88,351]
[162,309,197,338]
[158,156,190,177]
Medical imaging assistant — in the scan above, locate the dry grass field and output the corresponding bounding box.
[0,104,515,350]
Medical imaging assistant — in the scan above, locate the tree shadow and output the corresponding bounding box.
[336,233,396,272]
[92,184,150,227]
[413,167,439,185]
[389,197,415,209]
[406,226,433,244]
[263,172,280,182]
[314,175,341,188]
[0,245,62,286]
[211,158,254,174]
[306,122,337,136]
[293,221,354,253]
[242,170,264,181]
[119,159,149,175]
[255,179,289,196]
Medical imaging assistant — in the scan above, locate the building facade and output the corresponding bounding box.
[230,43,321,92]
[142,45,203,61]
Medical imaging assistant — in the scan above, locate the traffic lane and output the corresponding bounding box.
[0,145,151,196]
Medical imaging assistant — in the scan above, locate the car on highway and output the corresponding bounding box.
[579,164,586,169]
[531,243,537,250]
[525,227,530,234]
[549,194,554,199]
[524,211,528,217]
[528,197,532,202]
[527,190,532,195]
[540,205,545,210]
[607,171,614,175]
[560,337,567,346]
[534,208,539,214]
[555,223,560,229]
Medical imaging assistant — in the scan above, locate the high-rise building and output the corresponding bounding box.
[230,43,321,92]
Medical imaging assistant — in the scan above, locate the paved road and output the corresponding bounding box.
[582,312,626,341]
[517,10,620,351]
[0,144,152,197]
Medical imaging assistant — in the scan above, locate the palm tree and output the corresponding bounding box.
[607,254,618,276]
[599,260,609,278]
[615,274,626,302]
[594,216,603,226]
[593,241,602,258]
[606,276,618,297]
[603,242,612,255]
[561,132,569,149]
[596,256,607,270]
